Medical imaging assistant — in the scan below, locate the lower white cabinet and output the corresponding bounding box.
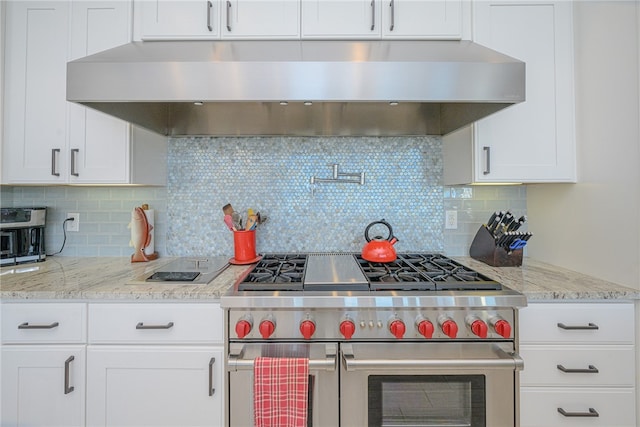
[1,302,88,427]
[87,302,224,427]
[0,301,224,427]
[86,346,223,427]
[519,302,636,427]
[2,346,86,427]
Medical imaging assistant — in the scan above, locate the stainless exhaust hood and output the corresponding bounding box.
[67,40,525,137]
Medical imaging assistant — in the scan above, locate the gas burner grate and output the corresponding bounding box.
[238,254,307,291]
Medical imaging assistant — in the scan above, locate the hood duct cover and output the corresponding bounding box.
[67,40,525,136]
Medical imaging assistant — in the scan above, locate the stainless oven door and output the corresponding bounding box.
[226,342,338,427]
[340,342,523,427]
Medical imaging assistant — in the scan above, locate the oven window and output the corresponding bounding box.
[368,375,486,427]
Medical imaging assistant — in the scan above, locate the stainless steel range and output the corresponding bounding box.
[221,253,527,427]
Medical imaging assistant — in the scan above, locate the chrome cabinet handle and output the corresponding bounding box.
[64,356,75,394]
[389,0,394,31]
[370,0,375,30]
[557,322,599,330]
[51,149,60,176]
[483,146,491,175]
[19,321,60,329]
[557,364,599,374]
[207,1,213,31]
[136,322,174,329]
[208,357,216,396]
[226,1,231,31]
[558,407,599,417]
[70,148,79,176]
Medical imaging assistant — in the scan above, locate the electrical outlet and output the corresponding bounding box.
[67,213,79,232]
[445,210,457,229]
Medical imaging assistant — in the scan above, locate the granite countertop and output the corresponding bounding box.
[1,256,639,302]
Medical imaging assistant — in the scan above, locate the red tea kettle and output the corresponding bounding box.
[361,219,399,263]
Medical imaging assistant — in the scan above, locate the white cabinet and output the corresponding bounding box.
[1,303,87,427]
[301,0,462,39]
[2,1,167,185]
[301,0,381,39]
[518,302,636,427]
[86,303,224,427]
[140,0,221,40]
[443,1,576,184]
[221,0,300,39]
[380,0,462,39]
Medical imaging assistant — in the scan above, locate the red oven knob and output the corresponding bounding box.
[441,319,458,339]
[259,320,275,339]
[389,320,406,339]
[340,319,356,340]
[235,320,252,339]
[417,320,434,339]
[493,319,512,338]
[300,320,316,340]
[471,319,488,338]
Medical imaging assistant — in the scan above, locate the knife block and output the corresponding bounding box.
[469,225,523,267]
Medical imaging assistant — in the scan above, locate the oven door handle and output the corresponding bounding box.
[227,343,337,372]
[341,345,524,372]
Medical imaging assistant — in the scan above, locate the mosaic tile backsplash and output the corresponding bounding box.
[2,136,528,258]
[168,136,444,256]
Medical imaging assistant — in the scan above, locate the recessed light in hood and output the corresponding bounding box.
[67,40,525,137]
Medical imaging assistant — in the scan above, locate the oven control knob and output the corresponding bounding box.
[417,320,435,339]
[340,319,356,340]
[389,319,406,339]
[493,319,512,338]
[259,319,276,339]
[235,320,252,339]
[470,319,488,339]
[300,320,316,340]
[441,319,458,339]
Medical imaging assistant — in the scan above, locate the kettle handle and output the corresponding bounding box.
[364,219,395,242]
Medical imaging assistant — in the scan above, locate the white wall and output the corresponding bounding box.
[527,1,640,291]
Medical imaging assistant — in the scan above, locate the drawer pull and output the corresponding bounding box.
[557,364,599,374]
[209,357,216,396]
[557,322,599,330]
[557,407,599,418]
[136,322,174,330]
[18,321,60,330]
[64,356,75,394]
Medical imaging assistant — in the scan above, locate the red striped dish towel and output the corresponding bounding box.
[254,357,309,427]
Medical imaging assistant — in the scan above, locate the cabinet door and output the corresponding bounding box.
[141,0,220,39]
[221,0,300,39]
[1,346,86,427]
[2,1,70,183]
[381,0,462,39]
[86,346,223,427]
[472,1,575,182]
[69,1,133,184]
[301,0,381,39]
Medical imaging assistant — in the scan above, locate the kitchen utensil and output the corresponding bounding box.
[231,211,243,230]
[361,219,398,263]
[222,203,234,216]
[232,230,258,264]
[224,214,236,231]
[245,215,257,231]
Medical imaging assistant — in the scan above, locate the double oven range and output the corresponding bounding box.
[221,253,527,427]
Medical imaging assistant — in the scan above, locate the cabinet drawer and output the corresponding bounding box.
[519,303,634,344]
[88,303,223,344]
[520,387,636,427]
[520,345,635,386]
[1,303,87,343]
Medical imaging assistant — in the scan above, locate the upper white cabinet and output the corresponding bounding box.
[443,1,576,184]
[301,0,462,39]
[380,0,462,39]
[140,0,221,40]
[221,0,300,39]
[2,1,167,185]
